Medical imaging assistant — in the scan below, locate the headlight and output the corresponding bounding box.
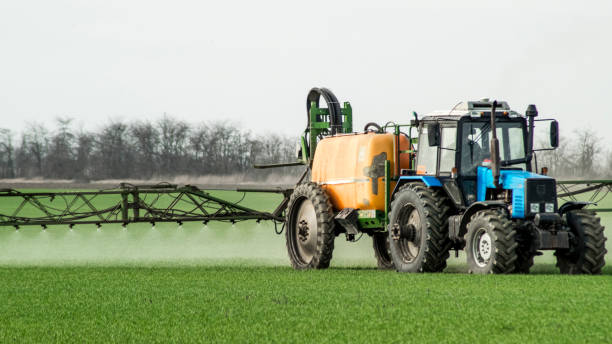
[545,203,554,213]
[530,203,540,213]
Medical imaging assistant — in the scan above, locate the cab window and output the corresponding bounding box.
[460,121,526,176]
[416,126,438,175]
[439,126,457,173]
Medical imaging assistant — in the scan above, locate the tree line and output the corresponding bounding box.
[0,118,609,181]
[0,117,299,181]
[537,128,612,179]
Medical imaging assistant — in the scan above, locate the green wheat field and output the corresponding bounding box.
[0,189,611,343]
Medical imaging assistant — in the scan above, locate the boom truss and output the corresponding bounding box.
[0,179,609,229]
[0,183,292,228]
[557,180,612,212]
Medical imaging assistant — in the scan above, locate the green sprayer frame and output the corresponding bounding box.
[300,101,352,163]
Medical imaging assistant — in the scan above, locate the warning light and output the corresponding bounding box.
[416,165,427,175]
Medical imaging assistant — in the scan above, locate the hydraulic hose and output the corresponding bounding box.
[306,87,343,135]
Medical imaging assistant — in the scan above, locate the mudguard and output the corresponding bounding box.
[393,176,442,194]
[457,201,507,238]
[558,201,591,215]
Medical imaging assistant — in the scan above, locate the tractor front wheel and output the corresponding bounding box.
[514,247,536,274]
[555,210,607,274]
[514,227,537,274]
[465,208,518,274]
[285,183,335,269]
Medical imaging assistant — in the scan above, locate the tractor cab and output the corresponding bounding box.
[414,100,533,207]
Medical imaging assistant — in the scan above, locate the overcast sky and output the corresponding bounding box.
[1,0,611,145]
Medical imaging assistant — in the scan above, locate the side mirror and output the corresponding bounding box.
[550,121,559,148]
[427,123,440,146]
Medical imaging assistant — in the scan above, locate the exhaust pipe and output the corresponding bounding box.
[489,100,501,187]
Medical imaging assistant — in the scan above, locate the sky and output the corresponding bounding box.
[1,0,611,146]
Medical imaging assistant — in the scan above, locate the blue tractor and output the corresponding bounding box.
[384,99,607,274]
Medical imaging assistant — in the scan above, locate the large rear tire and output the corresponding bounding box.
[555,210,607,274]
[387,183,452,273]
[285,183,335,269]
[465,208,518,274]
[372,233,393,269]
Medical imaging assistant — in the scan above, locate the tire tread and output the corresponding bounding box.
[285,183,335,269]
[555,210,607,274]
[466,208,517,274]
[389,183,453,272]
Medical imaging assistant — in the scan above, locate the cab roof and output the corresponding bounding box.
[421,100,523,122]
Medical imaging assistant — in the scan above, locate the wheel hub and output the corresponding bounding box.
[298,219,309,242]
[472,229,492,267]
[391,204,422,264]
[479,233,492,260]
[292,198,319,262]
[391,223,417,242]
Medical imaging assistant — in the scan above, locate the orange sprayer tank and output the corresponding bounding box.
[311,132,412,211]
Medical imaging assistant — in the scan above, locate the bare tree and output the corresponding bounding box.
[94,121,133,179]
[605,150,612,177]
[75,131,95,181]
[158,115,189,176]
[187,123,210,174]
[24,123,48,176]
[46,118,76,179]
[572,128,601,178]
[536,137,572,177]
[0,129,15,178]
[131,121,160,178]
[14,134,30,177]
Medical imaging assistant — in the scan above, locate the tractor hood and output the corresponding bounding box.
[477,166,557,218]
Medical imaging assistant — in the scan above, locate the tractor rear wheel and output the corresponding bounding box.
[372,233,393,269]
[555,210,607,274]
[285,183,335,269]
[387,183,452,273]
[465,208,518,274]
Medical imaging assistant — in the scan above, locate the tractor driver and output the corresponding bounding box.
[461,135,491,176]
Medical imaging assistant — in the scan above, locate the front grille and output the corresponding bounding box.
[524,178,557,216]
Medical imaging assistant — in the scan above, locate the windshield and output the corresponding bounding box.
[461,121,526,176]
